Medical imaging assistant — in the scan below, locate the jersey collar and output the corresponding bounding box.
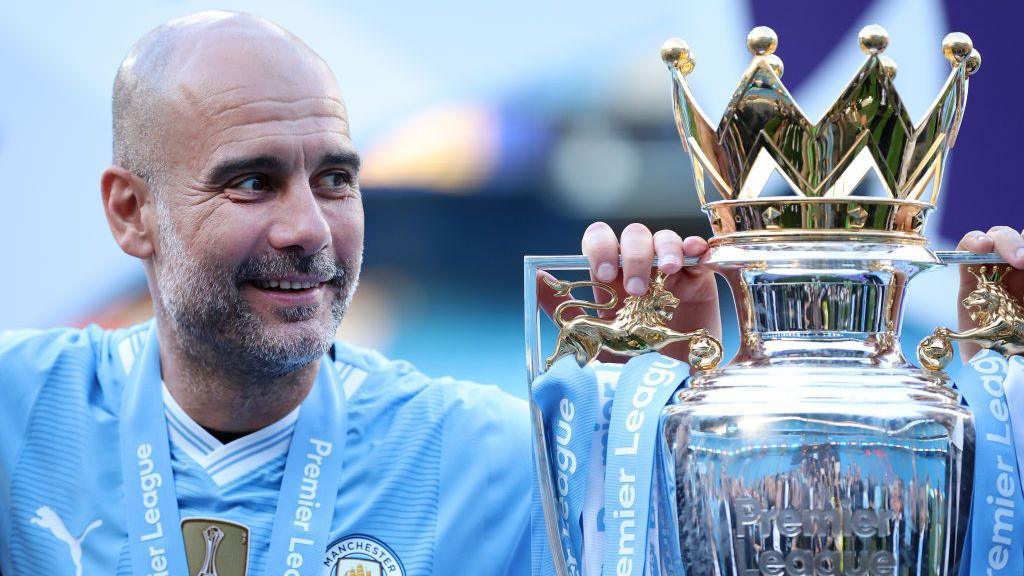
[162,384,299,486]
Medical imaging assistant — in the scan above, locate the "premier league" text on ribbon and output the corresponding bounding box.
[283,438,334,576]
[136,442,170,576]
[610,356,681,576]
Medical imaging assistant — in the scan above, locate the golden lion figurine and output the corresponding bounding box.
[544,272,722,371]
[919,266,1024,370]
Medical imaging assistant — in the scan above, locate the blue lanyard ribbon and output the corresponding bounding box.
[531,353,688,576]
[119,323,347,576]
[600,354,688,576]
[958,350,1024,575]
[532,356,602,575]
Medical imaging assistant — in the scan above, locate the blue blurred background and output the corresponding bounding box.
[1,0,1022,396]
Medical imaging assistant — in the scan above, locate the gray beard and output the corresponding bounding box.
[152,203,359,393]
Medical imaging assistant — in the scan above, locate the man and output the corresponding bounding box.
[1,10,1021,576]
[0,11,533,576]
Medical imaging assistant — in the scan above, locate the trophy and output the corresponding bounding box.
[526,24,1023,576]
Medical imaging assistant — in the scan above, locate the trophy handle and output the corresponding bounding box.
[523,254,720,575]
[541,271,722,371]
[918,251,1024,370]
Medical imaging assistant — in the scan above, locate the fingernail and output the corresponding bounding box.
[1016,247,1024,263]
[597,263,617,282]
[660,254,681,271]
[625,276,647,295]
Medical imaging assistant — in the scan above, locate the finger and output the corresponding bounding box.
[986,225,1024,268]
[620,223,654,295]
[682,235,709,257]
[678,236,713,280]
[956,230,994,253]
[653,230,685,275]
[536,270,586,321]
[582,222,619,283]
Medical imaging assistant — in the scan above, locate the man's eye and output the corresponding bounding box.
[228,176,269,192]
[314,171,353,190]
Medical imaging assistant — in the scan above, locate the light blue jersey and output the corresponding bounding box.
[0,320,531,575]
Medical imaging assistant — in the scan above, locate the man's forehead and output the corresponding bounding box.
[192,90,353,167]
[168,33,345,116]
[152,25,353,171]
[187,84,349,127]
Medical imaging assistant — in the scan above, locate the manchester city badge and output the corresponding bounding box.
[323,534,405,576]
[182,518,250,576]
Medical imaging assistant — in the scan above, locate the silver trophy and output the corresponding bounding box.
[527,25,1021,575]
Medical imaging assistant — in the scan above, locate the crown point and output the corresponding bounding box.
[942,32,973,65]
[765,54,784,78]
[746,26,778,56]
[661,38,695,75]
[965,48,982,75]
[858,24,889,55]
[879,55,897,80]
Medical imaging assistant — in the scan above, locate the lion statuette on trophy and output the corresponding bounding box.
[919,266,1024,369]
[543,271,722,371]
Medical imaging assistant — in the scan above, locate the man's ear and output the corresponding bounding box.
[101,166,155,259]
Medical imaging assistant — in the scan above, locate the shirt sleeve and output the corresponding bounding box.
[434,382,532,575]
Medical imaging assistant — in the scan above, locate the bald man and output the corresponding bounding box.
[0,11,532,576]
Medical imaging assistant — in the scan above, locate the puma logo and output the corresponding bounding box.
[30,506,102,576]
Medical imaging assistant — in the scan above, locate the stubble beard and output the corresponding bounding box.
[153,202,359,389]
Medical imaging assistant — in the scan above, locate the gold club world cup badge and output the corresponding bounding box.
[323,535,405,576]
[182,518,250,576]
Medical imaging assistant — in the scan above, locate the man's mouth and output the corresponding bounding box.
[252,279,325,291]
[245,277,335,309]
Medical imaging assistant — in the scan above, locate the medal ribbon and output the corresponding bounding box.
[957,350,1024,575]
[600,354,688,576]
[531,353,687,576]
[532,356,601,576]
[119,323,347,576]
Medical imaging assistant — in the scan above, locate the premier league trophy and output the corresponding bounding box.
[527,25,1024,576]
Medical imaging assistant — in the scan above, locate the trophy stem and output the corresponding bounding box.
[706,240,941,369]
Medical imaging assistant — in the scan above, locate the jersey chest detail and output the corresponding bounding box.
[5,350,444,576]
[163,385,299,487]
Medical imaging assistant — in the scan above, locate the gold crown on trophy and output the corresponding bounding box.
[661,25,981,242]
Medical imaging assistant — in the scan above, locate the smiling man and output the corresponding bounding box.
[0,11,532,576]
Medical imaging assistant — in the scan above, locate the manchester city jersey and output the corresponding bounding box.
[0,321,531,575]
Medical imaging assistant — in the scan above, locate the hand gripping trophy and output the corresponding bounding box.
[527,24,1024,576]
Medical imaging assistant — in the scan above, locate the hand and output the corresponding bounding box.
[955,226,1024,361]
[538,222,721,364]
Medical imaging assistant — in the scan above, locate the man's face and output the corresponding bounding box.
[148,36,363,377]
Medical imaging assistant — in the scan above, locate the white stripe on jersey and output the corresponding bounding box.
[162,384,297,486]
[162,362,367,486]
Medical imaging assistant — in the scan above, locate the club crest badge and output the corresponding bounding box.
[323,534,405,576]
[181,518,249,576]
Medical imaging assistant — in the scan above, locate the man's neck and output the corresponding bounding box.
[156,322,319,434]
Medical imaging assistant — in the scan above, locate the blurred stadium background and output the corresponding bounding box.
[1,0,1021,397]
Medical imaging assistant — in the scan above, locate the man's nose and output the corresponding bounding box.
[268,183,331,255]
